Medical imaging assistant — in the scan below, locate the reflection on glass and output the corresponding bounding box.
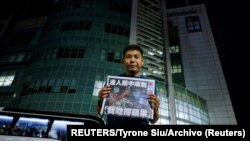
[12,117,49,137]
[0,115,14,135]
[48,120,84,141]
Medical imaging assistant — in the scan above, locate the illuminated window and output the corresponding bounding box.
[171,62,182,73]
[0,71,16,86]
[93,81,105,96]
[170,45,180,53]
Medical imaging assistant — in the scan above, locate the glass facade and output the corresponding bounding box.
[0,16,47,108]
[174,84,209,124]
[167,5,236,124]
[10,0,132,116]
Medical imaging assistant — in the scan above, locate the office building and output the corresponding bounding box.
[0,0,236,124]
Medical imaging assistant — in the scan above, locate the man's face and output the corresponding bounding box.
[122,50,144,76]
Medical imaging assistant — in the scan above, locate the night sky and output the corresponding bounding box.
[1,0,249,125]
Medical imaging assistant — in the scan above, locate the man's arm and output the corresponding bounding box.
[96,99,103,115]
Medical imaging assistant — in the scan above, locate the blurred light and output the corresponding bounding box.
[157,51,163,55]
[148,51,154,56]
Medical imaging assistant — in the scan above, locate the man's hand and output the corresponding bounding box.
[96,85,111,114]
[98,85,111,102]
[148,93,160,124]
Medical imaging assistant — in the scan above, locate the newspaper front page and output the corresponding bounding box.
[101,75,155,119]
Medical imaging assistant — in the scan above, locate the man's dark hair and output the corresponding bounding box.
[123,44,143,57]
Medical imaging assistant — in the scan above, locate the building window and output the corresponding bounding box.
[171,62,182,73]
[56,48,85,59]
[5,30,37,46]
[60,86,68,93]
[185,16,202,33]
[0,53,31,64]
[107,51,114,62]
[93,80,105,96]
[170,45,180,53]
[100,50,106,61]
[109,3,131,15]
[105,23,129,37]
[93,81,105,96]
[69,0,96,9]
[114,52,121,63]
[0,71,16,87]
[101,50,121,63]
[60,21,91,32]
[21,79,77,95]
[107,51,121,63]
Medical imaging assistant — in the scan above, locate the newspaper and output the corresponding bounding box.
[100,75,155,119]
